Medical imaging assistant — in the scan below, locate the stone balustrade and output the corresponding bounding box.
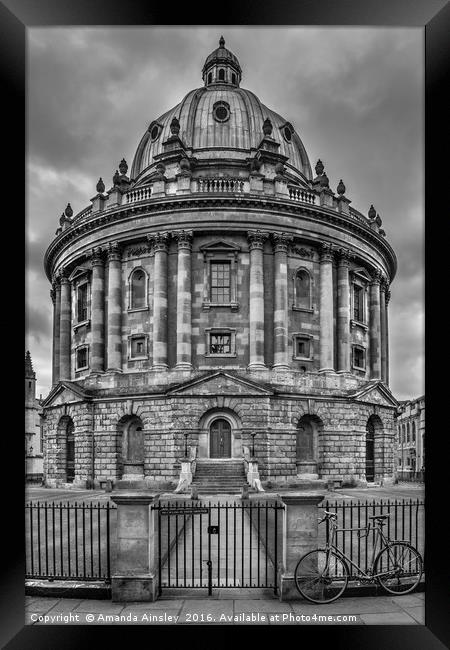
[125,186,153,203]
[287,185,316,205]
[196,177,245,193]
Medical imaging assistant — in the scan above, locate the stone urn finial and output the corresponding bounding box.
[64,203,73,218]
[337,179,346,195]
[170,116,180,136]
[262,117,273,136]
[119,158,128,175]
[275,162,285,177]
[179,156,191,172]
[113,169,121,186]
[320,172,329,188]
[368,204,376,219]
[315,159,324,176]
[155,162,166,179]
[96,177,105,194]
[219,35,225,48]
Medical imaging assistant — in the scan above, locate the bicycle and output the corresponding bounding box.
[294,510,423,604]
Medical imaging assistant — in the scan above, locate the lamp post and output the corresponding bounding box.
[184,432,189,458]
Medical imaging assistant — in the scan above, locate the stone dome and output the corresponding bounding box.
[131,38,312,183]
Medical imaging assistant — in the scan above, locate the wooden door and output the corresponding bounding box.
[210,419,231,458]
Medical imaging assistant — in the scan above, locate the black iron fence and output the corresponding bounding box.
[25,501,117,581]
[319,499,424,577]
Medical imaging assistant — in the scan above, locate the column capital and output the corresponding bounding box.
[385,289,391,304]
[369,268,383,284]
[247,229,269,250]
[90,246,105,266]
[336,247,351,266]
[173,229,193,250]
[50,287,56,304]
[106,241,122,262]
[147,231,170,252]
[318,242,334,263]
[272,232,293,253]
[58,268,70,284]
[380,274,390,292]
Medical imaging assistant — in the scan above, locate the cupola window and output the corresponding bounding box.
[208,72,212,84]
[149,123,162,142]
[231,73,236,85]
[218,68,225,81]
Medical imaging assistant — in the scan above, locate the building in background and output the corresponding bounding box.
[41,37,398,490]
[25,351,43,483]
[396,395,425,481]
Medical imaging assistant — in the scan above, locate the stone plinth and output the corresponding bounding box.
[110,491,159,602]
[279,492,325,601]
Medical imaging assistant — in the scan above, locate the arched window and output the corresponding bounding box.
[296,419,314,462]
[218,68,225,81]
[294,269,311,309]
[296,415,321,478]
[208,72,212,84]
[412,421,416,443]
[407,423,410,442]
[365,420,375,482]
[231,73,236,84]
[130,268,147,309]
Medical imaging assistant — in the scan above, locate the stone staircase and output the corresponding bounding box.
[192,459,247,494]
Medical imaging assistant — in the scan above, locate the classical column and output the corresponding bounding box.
[385,288,391,385]
[59,270,72,380]
[319,243,335,372]
[247,230,268,369]
[174,230,193,370]
[148,232,170,370]
[336,249,351,372]
[369,269,382,379]
[380,277,388,383]
[51,279,61,385]
[273,233,292,370]
[106,242,123,372]
[90,247,106,373]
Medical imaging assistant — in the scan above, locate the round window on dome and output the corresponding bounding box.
[213,102,230,123]
[150,124,161,141]
[283,125,292,142]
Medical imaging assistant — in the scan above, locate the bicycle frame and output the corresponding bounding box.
[324,518,408,580]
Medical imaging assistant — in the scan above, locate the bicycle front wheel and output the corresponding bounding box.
[374,542,423,595]
[294,549,348,604]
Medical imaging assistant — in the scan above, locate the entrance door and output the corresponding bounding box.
[365,421,375,482]
[210,419,231,458]
[66,422,75,483]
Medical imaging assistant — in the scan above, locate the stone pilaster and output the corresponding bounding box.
[90,247,106,374]
[51,279,61,385]
[319,243,335,372]
[247,230,268,369]
[336,249,351,372]
[59,270,71,381]
[385,288,391,385]
[272,232,292,370]
[174,230,193,370]
[106,242,123,373]
[148,232,170,370]
[369,269,382,379]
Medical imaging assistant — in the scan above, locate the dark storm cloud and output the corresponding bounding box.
[26,27,424,400]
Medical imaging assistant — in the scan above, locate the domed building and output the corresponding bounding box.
[42,37,398,490]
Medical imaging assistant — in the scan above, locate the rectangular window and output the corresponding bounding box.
[353,346,365,369]
[130,336,147,359]
[77,284,88,322]
[210,333,231,355]
[353,285,364,322]
[294,335,311,359]
[210,261,231,303]
[76,346,88,370]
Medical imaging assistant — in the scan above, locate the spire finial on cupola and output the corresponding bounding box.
[219,35,225,48]
[25,350,36,379]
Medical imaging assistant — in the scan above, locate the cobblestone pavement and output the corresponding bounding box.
[25,591,424,626]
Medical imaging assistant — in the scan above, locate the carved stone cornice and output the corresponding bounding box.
[106,241,122,262]
[380,274,389,292]
[289,243,315,259]
[173,229,193,250]
[272,232,293,253]
[58,267,70,284]
[247,229,269,250]
[318,242,334,263]
[147,231,170,253]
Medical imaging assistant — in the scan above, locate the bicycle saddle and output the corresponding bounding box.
[368,514,389,520]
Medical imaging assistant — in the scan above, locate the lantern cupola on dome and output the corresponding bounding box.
[202,36,242,87]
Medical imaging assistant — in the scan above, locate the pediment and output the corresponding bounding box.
[69,266,91,281]
[167,371,273,397]
[351,267,372,282]
[42,381,91,408]
[350,381,398,408]
[199,240,241,254]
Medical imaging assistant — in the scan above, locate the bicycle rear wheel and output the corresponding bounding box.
[375,542,423,595]
[294,549,348,604]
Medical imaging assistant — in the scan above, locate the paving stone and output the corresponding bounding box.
[359,611,418,625]
[24,598,59,612]
[403,606,425,624]
[73,599,126,613]
[234,599,293,613]
[291,596,403,615]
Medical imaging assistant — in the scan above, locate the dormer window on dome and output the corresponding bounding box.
[202,36,242,88]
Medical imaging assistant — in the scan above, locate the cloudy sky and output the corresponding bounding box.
[26,26,424,401]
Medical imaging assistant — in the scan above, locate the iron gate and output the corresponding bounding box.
[154,500,284,595]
